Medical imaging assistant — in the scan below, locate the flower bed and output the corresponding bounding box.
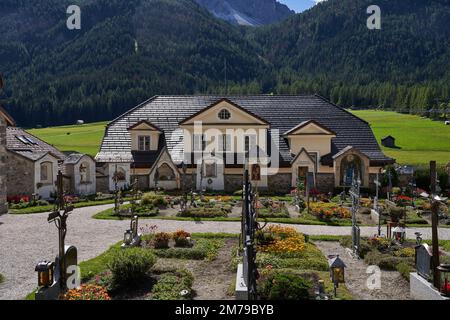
[254,226,352,300]
[257,199,290,219]
[309,202,351,222]
[61,284,111,300]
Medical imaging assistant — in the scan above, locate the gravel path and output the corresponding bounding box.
[314,241,410,300]
[1,204,450,300]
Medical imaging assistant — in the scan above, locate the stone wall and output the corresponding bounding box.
[6,151,35,197]
[267,173,292,194]
[316,173,335,193]
[225,174,243,193]
[0,117,6,214]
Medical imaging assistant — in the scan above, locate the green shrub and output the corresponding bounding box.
[153,238,223,261]
[259,272,313,300]
[177,207,228,218]
[396,262,412,280]
[141,192,168,208]
[151,269,194,300]
[388,206,406,222]
[256,253,329,271]
[364,251,412,270]
[108,248,156,287]
[0,273,4,284]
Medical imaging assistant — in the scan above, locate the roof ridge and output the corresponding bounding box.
[314,93,369,125]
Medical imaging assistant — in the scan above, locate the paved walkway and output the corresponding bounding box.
[1,204,449,299]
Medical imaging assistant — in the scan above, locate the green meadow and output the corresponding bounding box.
[28,122,108,156]
[28,111,450,165]
[351,110,450,165]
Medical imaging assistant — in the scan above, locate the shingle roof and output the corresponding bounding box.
[64,153,94,165]
[96,95,393,165]
[6,127,66,161]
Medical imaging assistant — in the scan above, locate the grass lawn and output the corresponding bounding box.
[351,110,450,165]
[28,122,108,157]
[9,198,133,214]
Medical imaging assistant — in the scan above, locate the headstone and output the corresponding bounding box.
[415,244,433,280]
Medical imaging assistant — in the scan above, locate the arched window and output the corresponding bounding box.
[40,162,53,183]
[80,162,90,183]
[218,109,231,120]
[158,163,175,181]
[340,154,363,186]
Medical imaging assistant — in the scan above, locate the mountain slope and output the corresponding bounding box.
[195,0,294,26]
[0,0,262,126]
[249,0,450,111]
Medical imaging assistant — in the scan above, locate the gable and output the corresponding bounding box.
[128,120,161,132]
[179,99,269,126]
[284,120,336,136]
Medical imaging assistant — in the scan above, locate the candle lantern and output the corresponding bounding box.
[35,261,54,288]
[392,226,406,243]
[124,229,133,246]
[437,264,450,297]
[329,255,346,297]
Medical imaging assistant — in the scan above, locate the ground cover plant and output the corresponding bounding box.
[254,225,352,300]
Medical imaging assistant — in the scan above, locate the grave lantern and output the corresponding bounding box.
[437,264,450,297]
[124,229,133,246]
[392,226,406,243]
[329,255,346,297]
[35,261,54,288]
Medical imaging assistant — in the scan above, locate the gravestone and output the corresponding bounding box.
[415,244,433,280]
[121,215,142,248]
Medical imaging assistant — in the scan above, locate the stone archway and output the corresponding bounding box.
[333,147,370,187]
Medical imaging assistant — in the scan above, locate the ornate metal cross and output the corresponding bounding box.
[47,171,73,290]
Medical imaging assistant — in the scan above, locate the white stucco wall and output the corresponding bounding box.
[108,163,131,191]
[72,156,96,195]
[34,154,59,199]
[196,157,224,191]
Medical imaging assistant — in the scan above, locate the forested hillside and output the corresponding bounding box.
[248,0,450,113]
[0,0,262,126]
[0,0,449,127]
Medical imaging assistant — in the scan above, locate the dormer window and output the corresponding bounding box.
[138,136,151,151]
[218,109,231,120]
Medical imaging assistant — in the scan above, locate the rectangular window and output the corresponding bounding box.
[138,136,151,151]
[223,134,232,152]
[245,135,257,157]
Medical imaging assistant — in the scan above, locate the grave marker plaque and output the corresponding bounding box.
[415,244,433,280]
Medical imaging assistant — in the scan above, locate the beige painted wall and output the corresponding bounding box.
[288,136,332,158]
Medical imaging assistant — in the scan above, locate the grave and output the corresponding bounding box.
[121,215,142,248]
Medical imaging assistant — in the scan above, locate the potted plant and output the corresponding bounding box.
[173,230,193,247]
[153,232,171,249]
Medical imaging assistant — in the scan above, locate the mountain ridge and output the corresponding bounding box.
[195,0,295,26]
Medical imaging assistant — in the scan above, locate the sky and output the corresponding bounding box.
[278,0,325,13]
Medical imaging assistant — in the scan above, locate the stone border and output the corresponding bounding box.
[410,272,450,300]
